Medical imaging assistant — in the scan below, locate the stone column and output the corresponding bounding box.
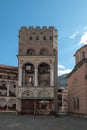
[34,67,38,86]
[16,99,21,114]
[50,68,54,86]
[7,82,9,97]
[18,66,22,86]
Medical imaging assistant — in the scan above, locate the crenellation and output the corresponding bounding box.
[20,26,56,32]
[36,26,40,29]
[49,26,55,29]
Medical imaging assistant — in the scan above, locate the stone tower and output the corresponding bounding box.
[16,26,58,115]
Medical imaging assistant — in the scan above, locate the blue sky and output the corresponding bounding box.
[0,0,87,75]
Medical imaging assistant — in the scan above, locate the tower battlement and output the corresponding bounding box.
[20,26,56,31]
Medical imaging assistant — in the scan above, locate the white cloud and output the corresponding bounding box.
[58,69,72,76]
[69,31,79,39]
[58,64,65,69]
[58,64,72,76]
[79,32,87,45]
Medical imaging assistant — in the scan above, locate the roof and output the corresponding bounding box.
[0,64,18,69]
[74,44,87,56]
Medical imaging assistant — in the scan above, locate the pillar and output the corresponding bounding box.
[18,66,22,86]
[50,68,54,86]
[34,67,38,86]
[7,82,9,97]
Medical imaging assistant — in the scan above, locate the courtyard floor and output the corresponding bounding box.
[0,113,87,130]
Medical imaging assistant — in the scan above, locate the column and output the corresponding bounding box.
[18,66,22,86]
[50,69,54,86]
[7,82,9,97]
[34,67,38,86]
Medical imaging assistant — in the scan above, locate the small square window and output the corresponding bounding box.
[36,37,39,40]
[43,36,46,40]
[50,36,53,40]
[30,36,32,40]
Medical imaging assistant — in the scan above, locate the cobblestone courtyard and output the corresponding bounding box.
[0,113,87,130]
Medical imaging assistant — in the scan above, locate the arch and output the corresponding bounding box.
[40,48,49,55]
[22,90,34,97]
[38,90,50,97]
[26,48,35,55]
[8,99,16,105]
[22,63,35,86]
[1,80,6,86]
[0,98,7,110]
[8,99,16,110]
[38,63,50,71]
[38,63,50,86]
[22,62,35,69]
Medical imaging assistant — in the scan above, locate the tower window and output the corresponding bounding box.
[36,37,39,40]
[40,48,48,55]
[50,36,53,40]
[43,36,46,40]
[27,49,35,55]
[29,36,32,40]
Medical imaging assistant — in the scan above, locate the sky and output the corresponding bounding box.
[0,0,87,76]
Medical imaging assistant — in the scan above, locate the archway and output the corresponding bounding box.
[0,98,7,110]
[22,63,34,86]
[8,99,16,110]
[38,63,50,86]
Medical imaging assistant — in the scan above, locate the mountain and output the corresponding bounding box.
[58,74,68,88]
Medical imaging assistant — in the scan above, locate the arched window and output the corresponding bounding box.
[38,63,50,86]
[40,48,49,55]
[27,49,35,55]
[22,63,34,86]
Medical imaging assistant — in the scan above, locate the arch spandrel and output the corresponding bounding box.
[38,90,50,97]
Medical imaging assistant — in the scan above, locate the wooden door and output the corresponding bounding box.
[21,99,34,115]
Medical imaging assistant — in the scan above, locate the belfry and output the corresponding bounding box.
[16,26,58,115]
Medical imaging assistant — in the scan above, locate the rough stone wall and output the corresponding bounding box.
[18,26,57,55]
